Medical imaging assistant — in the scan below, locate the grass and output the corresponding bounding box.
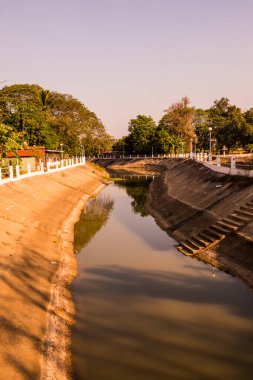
[88,162,106,172]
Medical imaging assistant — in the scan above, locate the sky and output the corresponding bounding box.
[1,0,253,138]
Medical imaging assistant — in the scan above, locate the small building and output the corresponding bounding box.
[6,147,46,172]
[45,149,62,162]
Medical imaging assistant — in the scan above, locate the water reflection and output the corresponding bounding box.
[72,176,253,380]
[73,265,253,380]
[74,196,114,252]
[114,180,151,217]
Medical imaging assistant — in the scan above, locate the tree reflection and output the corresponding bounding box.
[74,196,114,252]
[115,179,152,217]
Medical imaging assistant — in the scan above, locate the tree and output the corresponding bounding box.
[0,84,112,155]
[0,123,21,158]
[209,98,247,151]
[243,108,253,146]
[113,137,127,155]
[161,96,195,138]
[154,128,172,153]
[127,115,156,154]
[193,108,209,151]
[157,96,195,152]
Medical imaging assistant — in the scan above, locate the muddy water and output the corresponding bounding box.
[72,176,253,380]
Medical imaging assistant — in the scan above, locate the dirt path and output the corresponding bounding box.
[0,164,106,379]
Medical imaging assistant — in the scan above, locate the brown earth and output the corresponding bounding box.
[0,164,107,380]
[97,157,253,289]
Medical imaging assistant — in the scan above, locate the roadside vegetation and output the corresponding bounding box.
[114,97,253,155]
[0,84,113,157]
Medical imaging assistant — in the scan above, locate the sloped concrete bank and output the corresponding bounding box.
[94,157,166,173]
[0,164,107,380]
[146,159,253,288]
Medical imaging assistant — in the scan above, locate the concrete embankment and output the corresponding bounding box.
[94,157,166,172]
[146,159,253,288]
[0,164,107,380]
[96,157,253,288]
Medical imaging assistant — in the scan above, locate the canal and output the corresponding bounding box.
[72,174,253,380]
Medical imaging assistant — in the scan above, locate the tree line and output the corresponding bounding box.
[0,84,113,157]
[114,97,253,155]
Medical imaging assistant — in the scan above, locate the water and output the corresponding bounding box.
[72,175,253,380]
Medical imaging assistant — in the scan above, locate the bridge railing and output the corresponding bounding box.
[93,152,253,177]
[93,153,192,159]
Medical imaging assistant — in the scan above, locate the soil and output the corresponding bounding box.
[0,164,107,380]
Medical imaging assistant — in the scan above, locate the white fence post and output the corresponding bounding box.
[217,155,221,167]
[47,162,51,172]
[27,163,31,174]
[40,162,44,173]
[0,168,2,181]
[9,166,13,179]
[231,156,236,169]
[16,165,20,178]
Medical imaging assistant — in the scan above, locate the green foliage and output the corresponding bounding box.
[0,84,113,156]
[155,97,195,153]
[245,144,253,153]
[113,136,127,153]
[154,128,172,153]
[0,123,21,157]
[207,98,250,152]
[126,115,156,154]
[193,108,209,151]
[161,97,195,138]
[121,96,253,155]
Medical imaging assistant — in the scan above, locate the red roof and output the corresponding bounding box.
[7,148,46,158]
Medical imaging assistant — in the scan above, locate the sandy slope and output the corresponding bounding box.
[0,164,106,380]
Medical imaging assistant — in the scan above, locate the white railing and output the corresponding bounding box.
[96,153,193,159]
[94,152,253,177]
[191,153,253,177]
[0,156,86,186]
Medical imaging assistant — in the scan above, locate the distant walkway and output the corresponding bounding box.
[93,153,253,178]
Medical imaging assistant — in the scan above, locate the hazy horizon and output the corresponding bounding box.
[1,0,253,138]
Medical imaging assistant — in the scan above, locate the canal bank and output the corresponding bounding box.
[145,159,253,288]
[95,157,253,288]
[72,174,253,380]
[0,164,107,380]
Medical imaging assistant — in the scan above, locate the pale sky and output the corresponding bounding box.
[1,0,253,137]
